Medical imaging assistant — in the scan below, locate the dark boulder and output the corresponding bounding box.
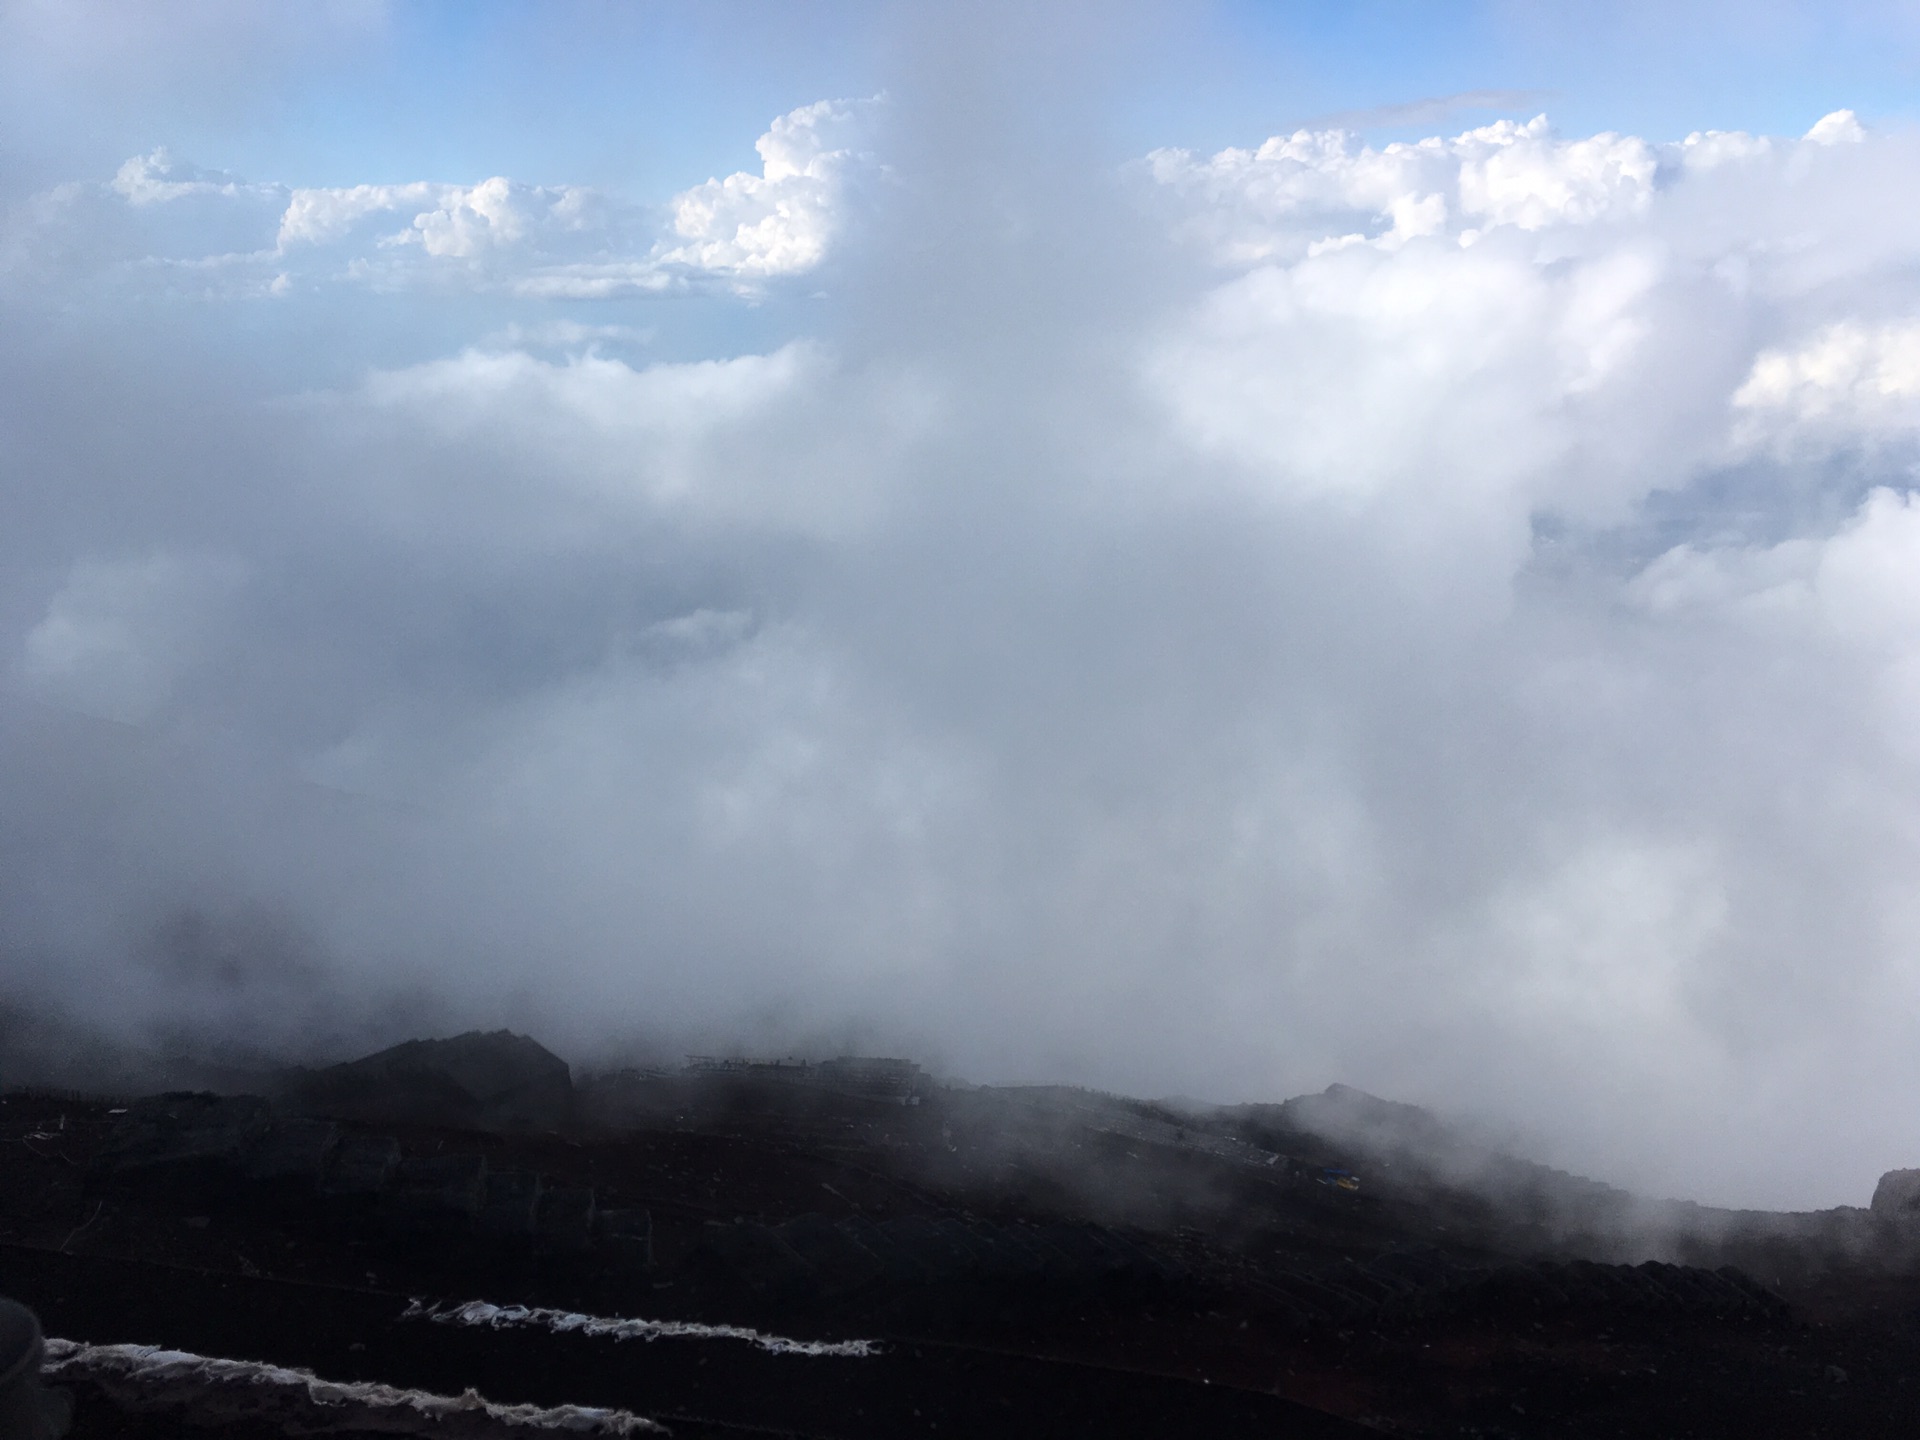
[283,1030,572,1132]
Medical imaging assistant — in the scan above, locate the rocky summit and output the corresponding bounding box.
[4,1043,1920,1437]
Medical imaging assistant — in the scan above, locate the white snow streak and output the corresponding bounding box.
[403,1298,882,1357]
[42,1337,665,1434]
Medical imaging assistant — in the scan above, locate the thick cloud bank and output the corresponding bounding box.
[6,95,1920,1209]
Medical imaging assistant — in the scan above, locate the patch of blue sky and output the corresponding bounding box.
[14,3,1916,211]
[306,4,1919,189]
[253,1,884,193]
[1128,2,1920,155]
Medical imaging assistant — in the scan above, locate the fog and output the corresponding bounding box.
[6,2,1920,1211]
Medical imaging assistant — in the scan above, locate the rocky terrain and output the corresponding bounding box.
[4,1032,1920,1436]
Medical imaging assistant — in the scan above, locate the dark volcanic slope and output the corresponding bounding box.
[4,1047,1920,1437]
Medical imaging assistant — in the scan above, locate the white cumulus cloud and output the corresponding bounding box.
[657,97,880,280]
[1733,319,1920,448]
[3,100,880,299]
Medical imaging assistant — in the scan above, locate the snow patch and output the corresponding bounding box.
[403,1298,882,1357]
[43,1337,664,1435]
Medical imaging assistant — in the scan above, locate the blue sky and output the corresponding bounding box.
[9,2,1917,198]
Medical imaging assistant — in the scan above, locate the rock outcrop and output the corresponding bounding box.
[282,1030,572,1132]
[1870,1168,1920,1216]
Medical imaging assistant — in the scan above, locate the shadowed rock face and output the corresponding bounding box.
[1871,1169,1920,1216]
[283,1030,572,1133]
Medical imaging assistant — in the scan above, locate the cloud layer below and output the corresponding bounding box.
[6,95,1920,1209]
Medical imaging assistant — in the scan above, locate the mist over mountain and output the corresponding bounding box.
[6,2,1920,1213]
